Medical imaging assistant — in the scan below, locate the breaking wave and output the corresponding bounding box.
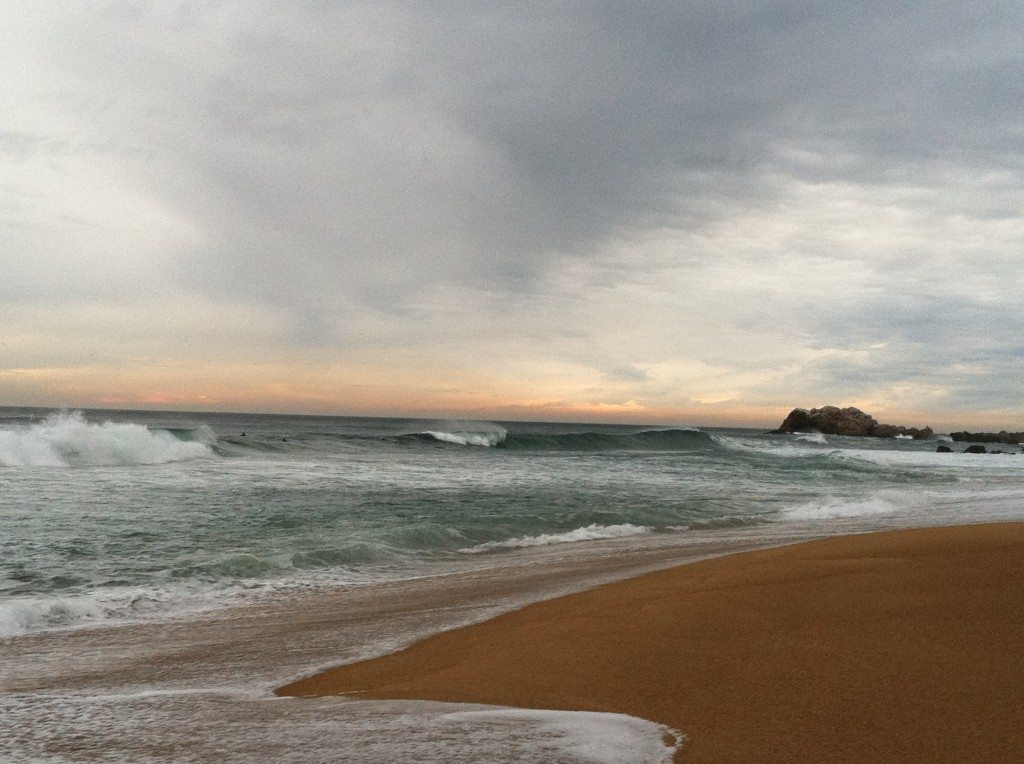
[779,496,900,521]
[0,412,213,467]
[507,428,719,451]
[794,432,828,445]
[411,427,723,452]
[418,428,508,447]
[0,596,105,638]
[202,421,726,455]
[458,523,651,553]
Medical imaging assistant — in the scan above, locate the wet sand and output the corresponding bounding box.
[278,522,1024,761]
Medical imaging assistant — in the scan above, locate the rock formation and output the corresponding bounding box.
[950,430,1024,444]
[774,406,933,440]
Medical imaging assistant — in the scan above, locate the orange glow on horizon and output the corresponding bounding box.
[3,365,1023,432]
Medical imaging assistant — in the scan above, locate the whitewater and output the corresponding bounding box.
[3,406,1024,762]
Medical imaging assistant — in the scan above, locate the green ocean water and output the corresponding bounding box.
[3,406,1023,637]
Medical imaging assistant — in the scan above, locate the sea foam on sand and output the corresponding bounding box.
[441,708,682,763]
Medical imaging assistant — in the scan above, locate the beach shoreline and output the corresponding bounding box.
[278,522,1024,761]
[4,524,813,762]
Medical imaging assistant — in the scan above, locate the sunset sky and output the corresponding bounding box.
[3,2,1023,429]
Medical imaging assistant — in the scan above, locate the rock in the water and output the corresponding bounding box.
[872,423,899,438]
[774,406,933,439]
[950,430,1024,444]
[774,406,876,436]
[964,445,987,454]
[936,445,953,453]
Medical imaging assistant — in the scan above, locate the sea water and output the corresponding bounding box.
[2,407,1023,761]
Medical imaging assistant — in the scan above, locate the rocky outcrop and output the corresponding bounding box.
[774,406,934,440]
[775,406,873,436]
[950,431,1024,444]
[937,444,1021,454]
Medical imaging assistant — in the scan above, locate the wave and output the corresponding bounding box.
[155,425,217,444]
[418,427,508,447]
[0,595,105,638]
[0,584,245,639]
[458,523,650,554]
[0,582,229,638]
[0,412,213,467]
[794,432,828,445]
[779,496,900,521]
[406,427,721,452]
[493,428,720,452]
[207,422,723,455]
[0,559,387,638]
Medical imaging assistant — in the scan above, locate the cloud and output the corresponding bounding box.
[2,2,1023,424]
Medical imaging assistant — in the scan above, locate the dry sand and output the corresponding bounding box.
[278,523,1024,761]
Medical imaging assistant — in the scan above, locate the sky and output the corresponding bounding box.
[2,1,1023,429]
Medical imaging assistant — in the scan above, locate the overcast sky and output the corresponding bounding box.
[2,1,1023,428]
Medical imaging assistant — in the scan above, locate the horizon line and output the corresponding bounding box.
[1,401,1015,434]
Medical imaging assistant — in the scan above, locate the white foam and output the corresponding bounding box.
[794,432,828,445]
[0,596,105,638]
[459,524,650,554]
[842,447,1024,469]
[0,586,231,640]
[417,420,509,447]
[780,496,899,521]
[2,693,683,763]
[423,429,507,447]
[711,432,831,457]
[444,708,682,763]
[0,411,212,467]
[0,568,389,640]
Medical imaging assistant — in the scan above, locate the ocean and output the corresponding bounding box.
[3,407,1024,761]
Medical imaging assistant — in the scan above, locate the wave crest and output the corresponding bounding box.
[498,428,719,452]
[419,428,508,447]
[403,421,509,447]
[794,432,828,445]
[0,596,105,638]
[458,523,650,554]
[780,496,899,521]
[0,411,213,467]
[403,426,720,452]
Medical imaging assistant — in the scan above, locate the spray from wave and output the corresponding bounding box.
[419,425,509,447]
[0,412,213,467]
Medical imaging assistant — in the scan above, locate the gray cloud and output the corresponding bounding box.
[2,2,1024,421]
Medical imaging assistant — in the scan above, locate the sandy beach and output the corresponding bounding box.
[278,522,1024,761]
